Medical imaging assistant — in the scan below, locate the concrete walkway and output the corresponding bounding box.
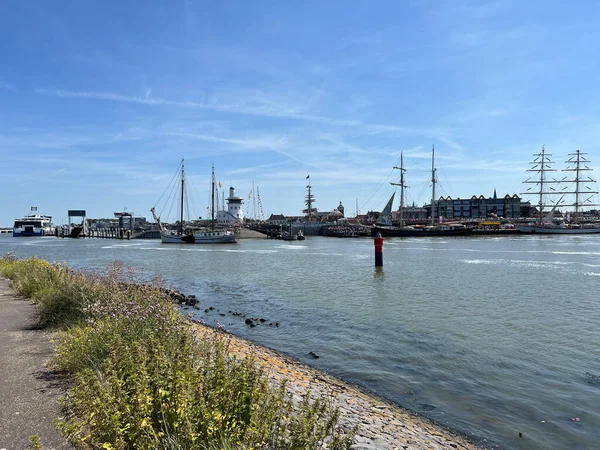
[0,277,71,450]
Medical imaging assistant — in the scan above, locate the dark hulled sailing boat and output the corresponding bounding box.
[151,158,195,243]
[371,146,475,237]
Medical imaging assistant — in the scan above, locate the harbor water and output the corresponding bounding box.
[1,234,599,449]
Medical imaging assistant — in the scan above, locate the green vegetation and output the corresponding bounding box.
[29,434,44,450]
[1,255,355,450]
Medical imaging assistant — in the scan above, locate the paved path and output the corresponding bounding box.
[0,278,71,450]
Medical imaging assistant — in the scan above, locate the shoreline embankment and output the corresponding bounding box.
[189,321,480,450]
[0,262,482,449]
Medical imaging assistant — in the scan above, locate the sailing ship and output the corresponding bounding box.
[371,146,475,237]
[193,164,236,244]
[517,147,600,234]
[151,159,195,243]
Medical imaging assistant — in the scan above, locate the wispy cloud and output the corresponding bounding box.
[224,161,289,176]
[166,131,288,151]
[34,88,360,127]
[0,127,152,150]
[435,135,465,154]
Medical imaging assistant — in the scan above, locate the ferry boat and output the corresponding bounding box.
[13,207,54,237]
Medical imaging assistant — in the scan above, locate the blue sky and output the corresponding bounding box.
[2,0,600,226]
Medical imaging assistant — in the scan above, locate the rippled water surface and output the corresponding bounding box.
[2,234,599,449]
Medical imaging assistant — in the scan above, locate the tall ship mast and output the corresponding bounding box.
[521,145,562,224]
[152,159,236,243]
[303,176,317,222]
[371,147,475,237]
[180,159,186,235]
[430,145,437,226]
[152,158,195,244]
[192,163,236,243]
[391,152,407,228]
[518,147,600,234]
[560,150,599,222]
[211,163,216,230]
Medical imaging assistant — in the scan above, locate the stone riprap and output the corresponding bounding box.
[192,324,481,450]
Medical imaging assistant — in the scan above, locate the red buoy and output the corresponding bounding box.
[374,233,384,267]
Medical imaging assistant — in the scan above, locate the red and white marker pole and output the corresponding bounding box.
[374,233,384,267]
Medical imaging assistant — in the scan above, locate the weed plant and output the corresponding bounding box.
[0,255,355,449]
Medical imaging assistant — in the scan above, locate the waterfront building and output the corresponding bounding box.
[395,205,427,221]
[266,214,287,224]
[431,191,523,219]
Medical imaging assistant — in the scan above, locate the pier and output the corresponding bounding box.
[55,227,161,240]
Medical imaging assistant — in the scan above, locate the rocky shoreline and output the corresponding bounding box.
[116,284,482,448]
[190,322,482,450]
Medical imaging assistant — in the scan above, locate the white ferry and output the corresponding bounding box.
[13,207,54,237]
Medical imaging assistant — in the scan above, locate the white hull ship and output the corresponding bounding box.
[517,223,600,234]
[518,147,600,234]
[13,207,54,237]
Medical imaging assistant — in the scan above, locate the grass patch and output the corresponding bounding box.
[1,255,356,449]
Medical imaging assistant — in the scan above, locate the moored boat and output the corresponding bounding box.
[472,221,521,235]
[516,223,600,234]
[371,147,475,238]
[13,207,54,237]
[372,223,475,237]
[194,229,237,243]
[193,164,237,244]
[151,159,196,244]
[517,147,600,234]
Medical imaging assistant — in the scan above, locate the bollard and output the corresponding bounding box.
[374,232,384,267]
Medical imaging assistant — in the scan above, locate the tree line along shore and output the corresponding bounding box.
[0,255,480,449]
